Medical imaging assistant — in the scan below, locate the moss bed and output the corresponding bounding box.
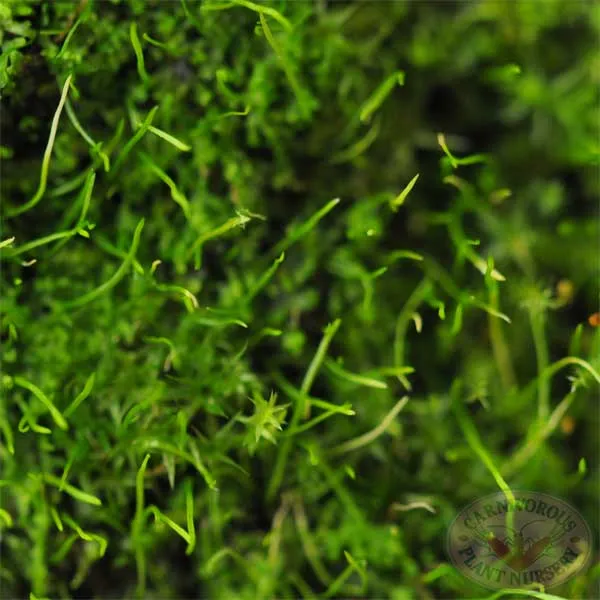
[1,1,599,598]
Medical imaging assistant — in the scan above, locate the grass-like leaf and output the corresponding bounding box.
[360,70,405,123]
[7,75,72,217]
[130,23,149,84]
[60,218,145,308]
[12,376,68,431]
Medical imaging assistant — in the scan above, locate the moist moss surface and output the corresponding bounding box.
[1,1,599,598]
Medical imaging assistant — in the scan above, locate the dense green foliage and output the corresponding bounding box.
[1,0,599,598]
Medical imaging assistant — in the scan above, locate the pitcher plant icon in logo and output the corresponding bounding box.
[483,520,566,571]
[447,491,592,590]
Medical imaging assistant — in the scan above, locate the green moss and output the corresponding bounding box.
[1,0,599,598]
